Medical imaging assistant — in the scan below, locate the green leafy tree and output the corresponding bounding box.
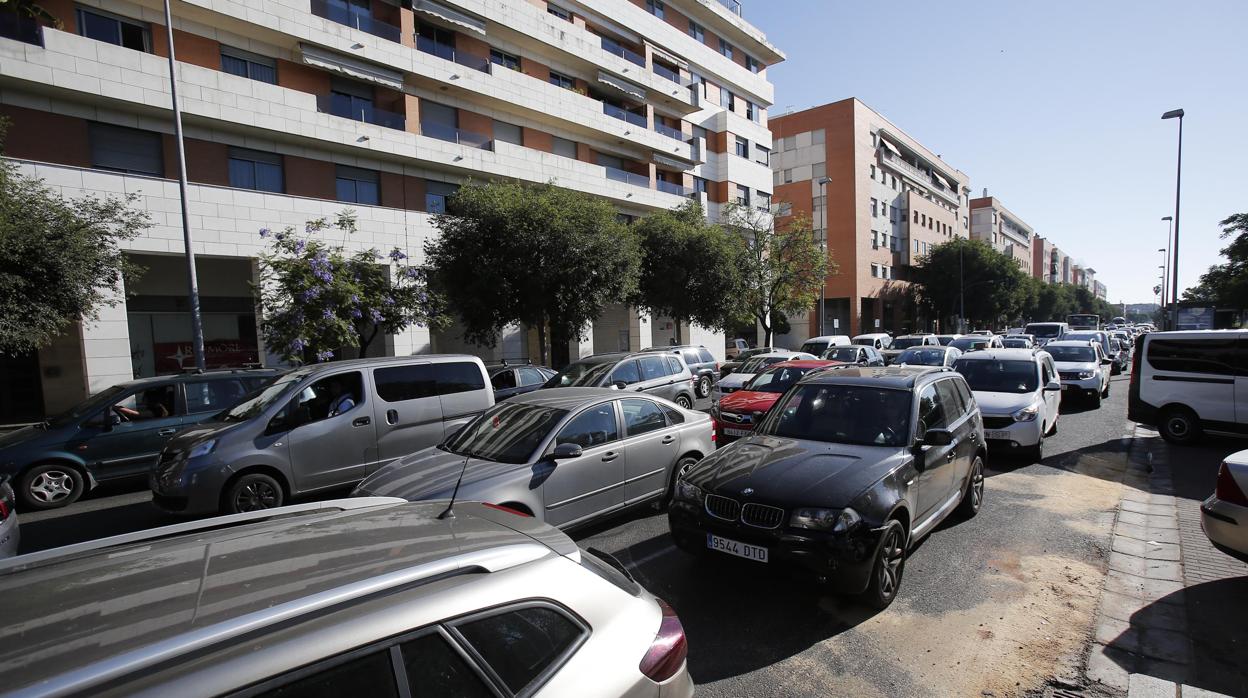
[0,0,62,26]
[1183,213,1248,308]
[726,202,830,347]
[0,156,148,355]
[912,237,1029,330]
[425,181,639,367]
[631,200,744,344]
[256,212,444,364]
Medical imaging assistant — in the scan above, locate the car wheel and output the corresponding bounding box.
[696,375,712,399]
[1102,381,1111,398]
[862,520,907,610]
[225,473,284,514]
[674,394,693,409]
[956,456,985,519]
[1046,416,1058,436]
[1091,390,1102,409]
[1159,406,1202,445]
[1027,434,1044,463]
[19,463,85,510]
[662,455,701,508]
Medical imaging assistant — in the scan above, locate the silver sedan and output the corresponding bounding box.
[0,475,18,558]
[353,387,714,530]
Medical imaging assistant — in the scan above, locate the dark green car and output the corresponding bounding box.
[0,369,280,510]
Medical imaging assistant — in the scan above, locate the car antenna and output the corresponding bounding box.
[438,451,472,520]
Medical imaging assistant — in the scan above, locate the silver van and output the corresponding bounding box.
[151,355,493,515]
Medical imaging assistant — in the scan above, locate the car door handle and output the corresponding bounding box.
[386,409,398,425]
[661,435,675,444]
[157,428,178,436]
[352,416,371,427]
[945,451,956,462]
[601,452,619,462]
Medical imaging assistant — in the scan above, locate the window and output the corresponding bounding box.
[692,176,708,194]
[776,201,792,217]
[184,379,255,414]
[374,364,434,402]
[609,359,642,385]
[547,4,571,21]
[89,123,162,176]
[556,403,619,447]
[916,383,948,434]
[490,48,521,71]
[871,263,880,278]
[783,168,793,183]
[548,70,574,90]
[552,136,577,159]
[621,398,667,436]
[283,372,364,426]
[638,356,668,381]
[1146,338,1238,375]
[736,186,751,207]
[870,164,876,179]
[77,7,150,52]
[518,367,549,386]
[746,55,760,73]
[734,136,748,158]
[255,650,397,698]
[688,20,704,41]
[112,385,179,421]
[783,136,796,152]
[453,606,585,696]
[871,231,879,249]
[757,190,771,210]
[426,180,458,214]
[870,198,878,217]
[493,120,523,146]
[720,88,735,111]
[812,162,826,179]
[746,100,759,122]
[664,356,684,375]
[336,165,379,205]
[812,128,825,144]
[696,348,715,364]
[646,0,664,18]
[436,361,487,395]
[491,369,516,390]
[719,38,733,59]
[399,632,494,698]
[228,147,283,193]
[936,379,968,420]
[220,46,276,83]
[891,175,898,190]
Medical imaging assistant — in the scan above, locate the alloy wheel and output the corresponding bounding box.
[878,528,905,599]
[676,395,692,409]
[970,461,984,510]
[29,470,73,504]
[234,481,279,512]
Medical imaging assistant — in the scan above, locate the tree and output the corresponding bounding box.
[726,202,830,347]
[256,212,444,364]
[1184,213,1248,308]
[425,181,639,367]
[912,238,1029,330]
[631,200,744,344]
[0,156,148,355]
[0,0,62,27]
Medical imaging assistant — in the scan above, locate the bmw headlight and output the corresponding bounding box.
[188,439,217,459]
[789,507,861,533]
[675,479,703,502]
[1012,404,1040,422]
[1078,370,1095,379]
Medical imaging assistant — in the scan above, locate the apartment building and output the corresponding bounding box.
[769,98,970,341]
[0,0,782,422]
[969,192,1032,277]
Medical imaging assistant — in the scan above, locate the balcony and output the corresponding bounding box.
[602,102,647,128]
[716,0,743,15]
[654,122,684,140]
[415,35,490,73]
[600,36,646,67]
[652,62,680,84]
[656,179,691,197]
[0,12,42,46]
[310,0,402,42]
[880,150,958,203]
[604,166,650,188]
[420,121,493,150]
[317,95,405,130]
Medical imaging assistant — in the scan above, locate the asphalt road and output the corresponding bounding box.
[14,378,1140,696]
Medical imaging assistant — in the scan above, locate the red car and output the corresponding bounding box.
[715,360,842,443]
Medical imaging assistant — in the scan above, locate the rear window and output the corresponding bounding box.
[185,378,250,414]
[374,364,434,402]
[680,349,699,365]
[1146,338,1238,375]
[437,361,486,395]
[255,650,397,698]
[799,340,828,355]
[400,633,493,697]
[664,356,684,375]
[453,606,585,695]
[697,348,715,364]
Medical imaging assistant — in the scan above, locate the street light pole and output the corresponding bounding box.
[163,0,206,372]
[817,177,829,337]
[959,244,965,334]
[1162,109,1184,331]
[1160,216,1172,330]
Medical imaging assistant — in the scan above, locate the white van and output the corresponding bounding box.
[1024,322,1069,347]
[852,333,893,350]
[799,335,852,356]
[1129,330,1246,443]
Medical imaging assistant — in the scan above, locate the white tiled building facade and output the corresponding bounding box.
[0,0,782,421]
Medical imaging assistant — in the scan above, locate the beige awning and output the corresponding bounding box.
[598,71,647,102]
[879,138,902,156]
[646,42,687,70]
[413,0,486,35]
[299,44,403,90]
[932,171,954,190]
[653,152,692,170]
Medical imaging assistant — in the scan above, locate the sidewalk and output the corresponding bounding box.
[1084,426,1247,698]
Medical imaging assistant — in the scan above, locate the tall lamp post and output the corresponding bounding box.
[162,0,206,372]
[817,177,830,336]
[1162,109,1184,331]
[1160,215,1172,329]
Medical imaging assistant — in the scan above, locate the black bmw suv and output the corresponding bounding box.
[668,366,985,609]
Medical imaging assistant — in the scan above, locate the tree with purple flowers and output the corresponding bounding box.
[256,211,445,364]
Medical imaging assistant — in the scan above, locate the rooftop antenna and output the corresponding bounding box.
[437,450,472,520]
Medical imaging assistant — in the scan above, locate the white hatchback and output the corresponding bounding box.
[953,348,1062,460]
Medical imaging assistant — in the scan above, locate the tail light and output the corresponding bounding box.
[482,502,532,517]
[1215,462,1248,507]
[639,599,687,683]
[0,486,11,522]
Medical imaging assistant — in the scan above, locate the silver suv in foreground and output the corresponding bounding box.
[0,498,693,697]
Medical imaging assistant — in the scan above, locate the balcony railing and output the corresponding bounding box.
[880,149,958,202]
[604,166,650,188]
[654,122,683,140]
[420,121,493,150]
[415,35,490,73]
[715,0,743,15]
[656,179,692,197]
[652,62,680,84]
[310,0,401,42]
[317,95,405,130]
[600,36,646,67]
[0,12,42,46]
[602,102,647,128]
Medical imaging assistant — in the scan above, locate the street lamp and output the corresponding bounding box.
[1162,109,1184,331]
[1160,215,1173,330]
[817,176,830,336]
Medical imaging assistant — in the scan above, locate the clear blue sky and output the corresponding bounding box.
[749,0,1248,305]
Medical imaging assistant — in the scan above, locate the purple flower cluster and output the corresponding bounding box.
[289,338,305,353]
[388,248,408,262]
[322,307,335,320]
[259,227,271,238]
[370,308,383,324]
[315,349,334,362]
[293,239,307,254]
[300,288,320,302]
[309,251,333,283]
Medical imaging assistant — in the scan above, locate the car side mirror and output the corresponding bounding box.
[611,380,628,390]
[1044,380,1062,392]
[1101,358,1113,365]
[552,443,583,460]
[918,428,954,447]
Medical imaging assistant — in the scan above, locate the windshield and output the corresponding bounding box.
[219,373,303,422]
[891,338,926,350]
[1046,346,1096,362]
[546,359,612,388]
[744,365,816,394]
[1026,324,1063,338]
[851,338,875,346]
[761,384,911,447]
[46,385,127,427]
[799,340,828,355]
[443,402,568,464]
[824,347,861,362]
[955,359,1038,394]
[935,336,957,346]
[1002,338,1031,348]
[896,349,947,366]
[950,338,989,352]
[739,356,787,374]
[1066,333,1104,346]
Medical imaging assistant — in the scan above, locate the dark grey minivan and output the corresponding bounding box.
[151,355,493,516]
[541,352,697,409]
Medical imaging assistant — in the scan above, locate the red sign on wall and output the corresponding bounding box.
[153,341,259,374]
